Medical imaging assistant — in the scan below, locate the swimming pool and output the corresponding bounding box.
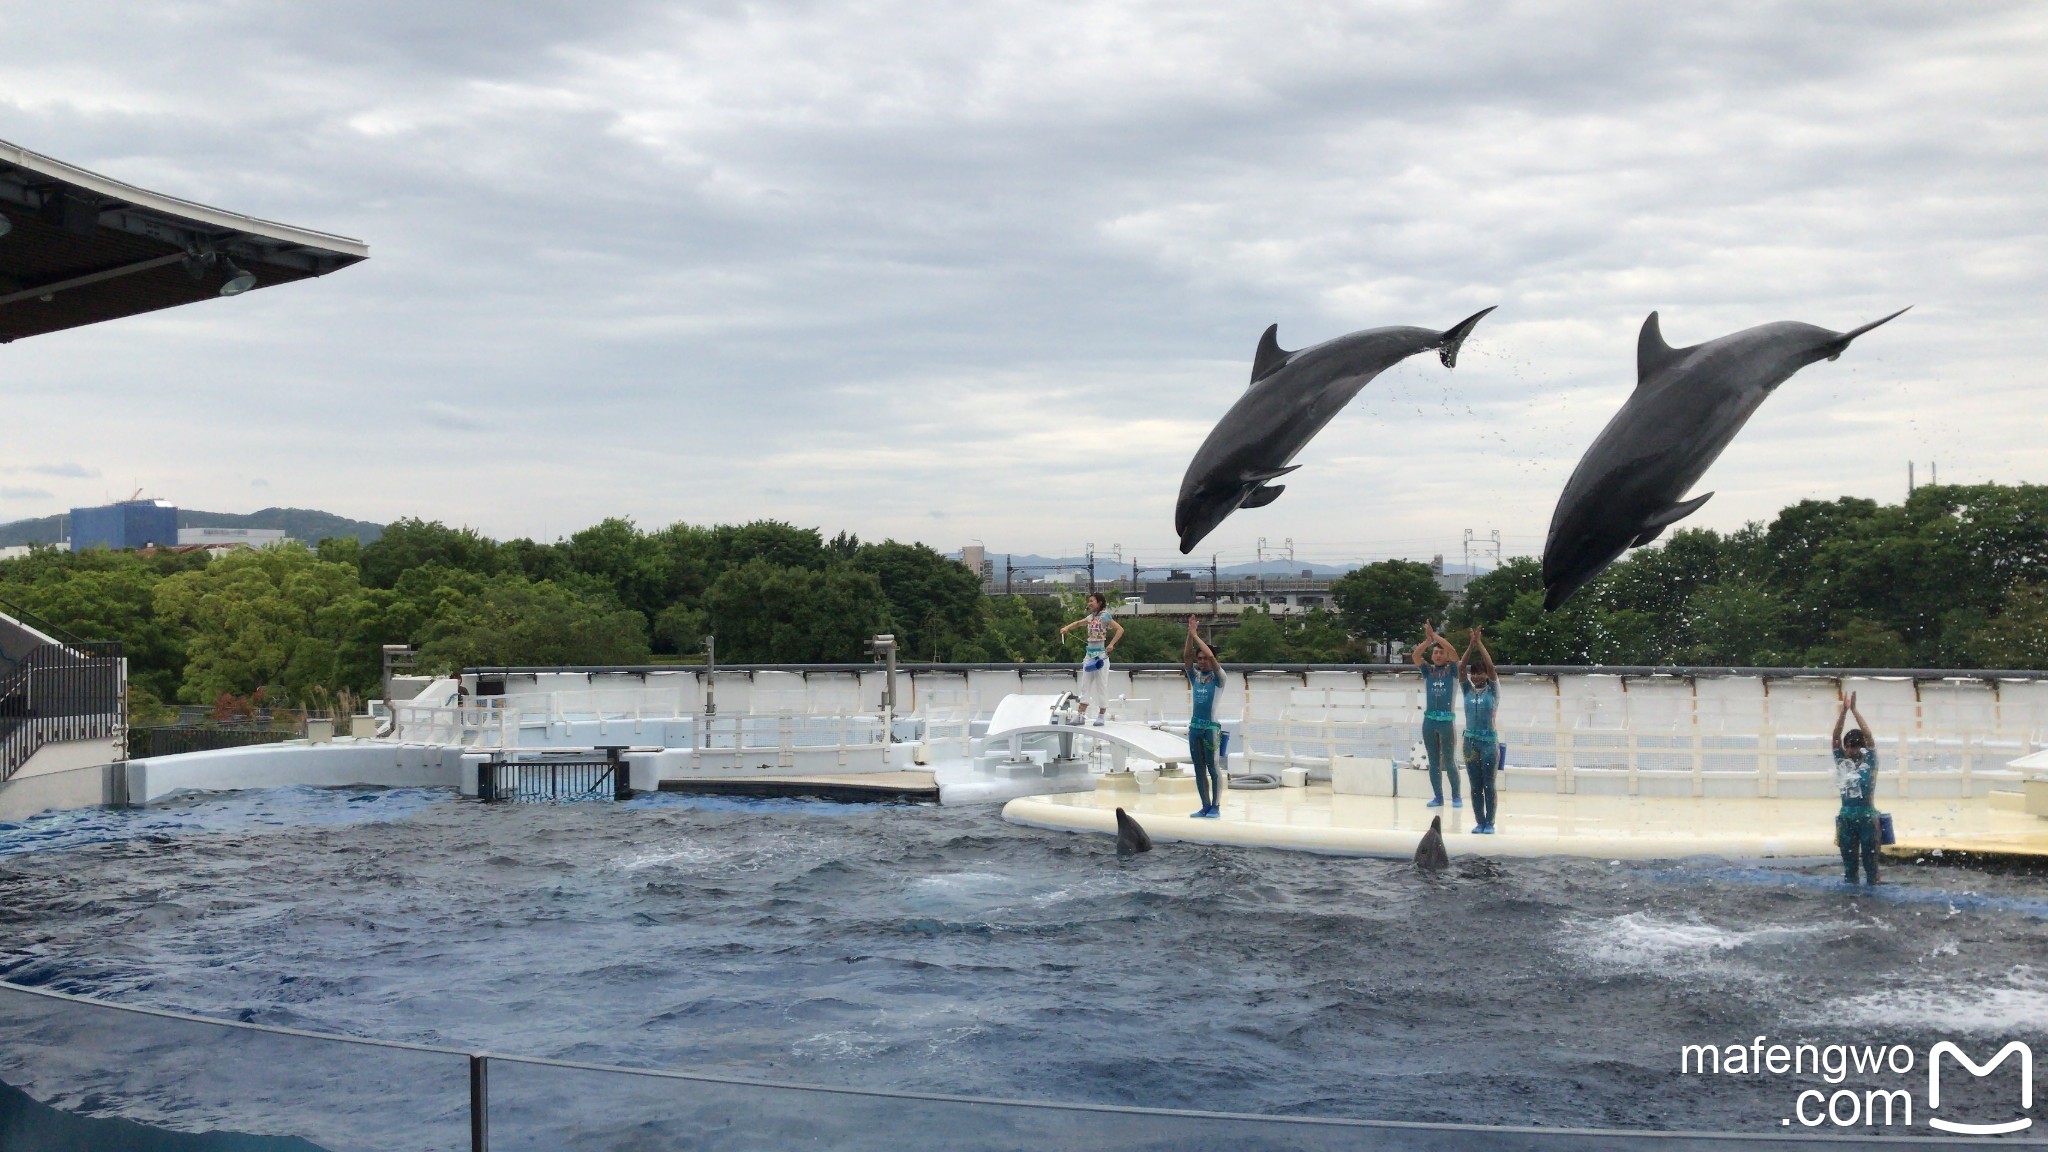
[3,785,2044,1137]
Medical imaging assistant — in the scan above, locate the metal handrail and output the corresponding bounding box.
[0,977,1864,1150]
[0,639,125,781]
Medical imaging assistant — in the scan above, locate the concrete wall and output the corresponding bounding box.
[0,761,125,822]
[127,741,466,804]
[9,735,122,780]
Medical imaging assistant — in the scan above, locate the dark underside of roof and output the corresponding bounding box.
[0,164,364,343]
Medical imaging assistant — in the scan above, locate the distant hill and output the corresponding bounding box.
[0,507,384,548]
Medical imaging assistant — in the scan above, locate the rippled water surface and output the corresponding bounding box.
[4,785,2046,1131]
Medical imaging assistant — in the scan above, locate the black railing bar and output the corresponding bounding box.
[464,663,2048,680]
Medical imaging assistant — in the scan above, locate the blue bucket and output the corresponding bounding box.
[1878,812,1896,846]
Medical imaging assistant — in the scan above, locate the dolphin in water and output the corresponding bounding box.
[1413,814,1449,871]
[1114,807,1152,856]
[1175,307,1497,553]
[1540,307,1909,610]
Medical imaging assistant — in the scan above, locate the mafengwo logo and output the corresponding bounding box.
[1679,1037,2032,1132]
[1929,1042,2031,1135]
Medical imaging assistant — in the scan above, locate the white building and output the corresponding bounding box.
[177,527,290,548]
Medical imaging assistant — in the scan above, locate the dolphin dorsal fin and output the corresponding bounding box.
[1637,311,1690,384]
[1251,324,1291,385]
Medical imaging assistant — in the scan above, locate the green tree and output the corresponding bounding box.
[851,540,985,662]
[1678,580,1794,666]
[563,518,672,621]
[1806,618,1914,668]
[1968,584,2048,669]
[702,559,891,662]
[1332,560,1449,650]
[153,544,373,703]
[415,576,651,671]
[1218,609,1290,663]
[1102,615,1183,663]
[1451,557,1541,632]
[357,519,502,589]
[981,596,1062,662]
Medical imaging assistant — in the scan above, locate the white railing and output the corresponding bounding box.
[1242,675,2044,798]
[693,712,889,770]
[391,700,518,748]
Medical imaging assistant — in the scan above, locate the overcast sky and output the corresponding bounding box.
[2,3,2042,569]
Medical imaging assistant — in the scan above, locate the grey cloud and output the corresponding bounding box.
[0,2,2041,562]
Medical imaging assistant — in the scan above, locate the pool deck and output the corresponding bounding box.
[1003,779,2048,861]
[658,770,939,804]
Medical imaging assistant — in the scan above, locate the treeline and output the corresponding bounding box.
[2,484,2045,721]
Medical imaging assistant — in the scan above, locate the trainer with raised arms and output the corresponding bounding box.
[1183,616,1226,819]
[1059,592,1123,726]
[1414,622,1461,809]
[1832,692,1881,886]
[1461,626,1502,835]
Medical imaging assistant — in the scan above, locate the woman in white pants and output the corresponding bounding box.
[1058,592,1123,725]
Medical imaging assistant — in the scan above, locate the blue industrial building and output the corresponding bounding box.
[69,500,179,551]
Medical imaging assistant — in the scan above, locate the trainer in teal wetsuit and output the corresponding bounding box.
[1183,617,1226,818]
[1460,625,1503,832]
[1414,623,1460,807]
[1833,693,1880,885]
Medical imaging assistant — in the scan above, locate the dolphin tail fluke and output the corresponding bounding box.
[1437,305,1498,368]
[1826,306,1911,361]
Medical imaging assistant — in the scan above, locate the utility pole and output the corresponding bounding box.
[1257,537,1267,595]
[1908,462,1914,495]
[1210,555,1220,620]
[1004,555,1012,596]
[1086,543,1096,595]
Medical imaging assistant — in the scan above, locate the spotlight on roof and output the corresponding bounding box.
[218,258,256,296]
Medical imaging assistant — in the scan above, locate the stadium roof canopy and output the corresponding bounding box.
[0,137,367,343]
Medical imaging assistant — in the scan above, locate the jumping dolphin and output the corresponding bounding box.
[1413,814,1449,871]
[1175,307,1497,554]
[1540,307,1909,610]
[1114,807,1152,856]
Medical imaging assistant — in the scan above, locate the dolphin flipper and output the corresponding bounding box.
[1629,492,1714,546]
[1240,484,1284,509]
[1251,325,1292,384]
[1436,306,1497,368]
[1825,306,1911,361]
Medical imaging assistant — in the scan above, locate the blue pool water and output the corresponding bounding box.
[3,786,2045,1131]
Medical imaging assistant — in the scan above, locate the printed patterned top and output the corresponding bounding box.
[1421,662,1457,722]
[1834,746,1878,814]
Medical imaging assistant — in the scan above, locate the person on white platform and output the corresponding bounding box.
[1058,592,1123,726]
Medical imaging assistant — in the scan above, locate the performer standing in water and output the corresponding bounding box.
[1833,692,1881,886]
[1183,616,1226,819]
[1413,622,1462,808]
[1058,592,1123,726]
[1461,626,1501,834]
